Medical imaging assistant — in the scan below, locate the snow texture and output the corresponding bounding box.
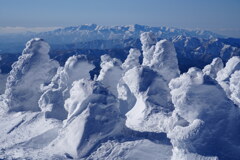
[216,56,240,104]
[97,54,123,97]
[169,67,240,160]
[229,70,240,107]
[4,38,59,112]
[39,55,95,120]
[49,80,125,158]
[125,32,180,133]
[122,48,141,71]
[202,57,224,79]
[1,33,240,160]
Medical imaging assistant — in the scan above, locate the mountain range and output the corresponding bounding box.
[0,24,240,76]
[0,24,224,53]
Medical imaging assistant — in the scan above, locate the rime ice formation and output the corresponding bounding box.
[229,70,240,107]
[169,68,240,160]
[64,79,94,120]
[1,33,240,160]
[216,56,240,103]
[141,32,180,82]
[141,32,157,66]
[122,48,141,71]
[216,56,240,82]
[97,55,123,97]
[4,38,59,112]
[202,57,224,79]
[39,55,95,120]
[49,80,125,158]
[117,48,142,114]
[124,66,177,133]
[124,32,180,133]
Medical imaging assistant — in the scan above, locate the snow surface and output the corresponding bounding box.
[88,139,172,160]
[1,33,240,160]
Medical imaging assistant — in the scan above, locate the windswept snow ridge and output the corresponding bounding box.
[0,33,240,160]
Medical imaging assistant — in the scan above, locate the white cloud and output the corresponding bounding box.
[0,26,62,34]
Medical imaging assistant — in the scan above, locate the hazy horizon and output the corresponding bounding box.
[0,0,240,37]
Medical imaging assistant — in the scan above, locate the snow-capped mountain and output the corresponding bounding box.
[172,36,240,72]
[0,25,240,78]
[0,24,223,54]
[38,24,222,43]
[1,32,240,160]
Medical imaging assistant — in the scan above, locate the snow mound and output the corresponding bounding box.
[4,38,59,112]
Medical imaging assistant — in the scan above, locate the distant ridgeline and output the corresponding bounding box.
[0,24,240,74]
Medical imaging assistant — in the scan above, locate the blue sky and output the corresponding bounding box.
[0,0,240,37]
